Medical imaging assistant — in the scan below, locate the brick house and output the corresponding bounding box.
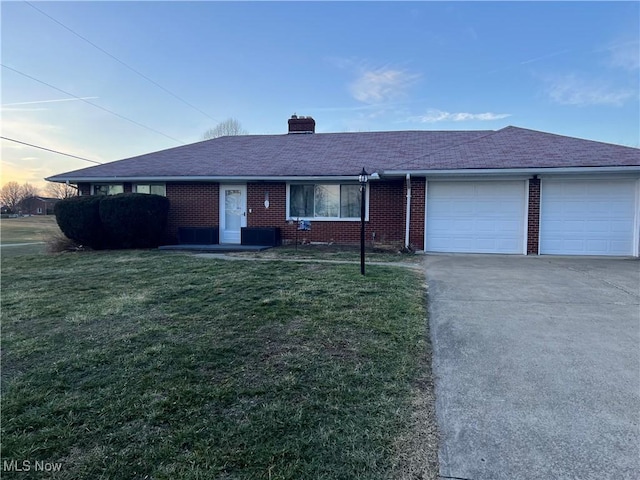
[47,116,640,256]
[17,196,60,216]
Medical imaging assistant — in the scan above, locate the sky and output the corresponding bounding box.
[2,1,639,191]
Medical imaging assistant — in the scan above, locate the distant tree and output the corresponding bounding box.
[203,118,248,140]
[21,182,40,199]
[14,183,41,215]
[0,181,22,213]
[46,182,78,199]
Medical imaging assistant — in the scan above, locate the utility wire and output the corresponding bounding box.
[1,136,103,164]
[1,64,185,145]
[25,1,220,123]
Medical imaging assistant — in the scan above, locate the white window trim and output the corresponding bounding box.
[91,183,124,195]
[133,183,166,196]
[286,182,370,222]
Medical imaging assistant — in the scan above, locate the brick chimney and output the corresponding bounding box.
[288,114,315,134]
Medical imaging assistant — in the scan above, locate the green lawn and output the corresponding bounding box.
[231,244,423,264]
[1,250,437,479]
[0,216,62,258]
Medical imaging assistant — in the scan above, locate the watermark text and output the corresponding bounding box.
[3,459,63,472]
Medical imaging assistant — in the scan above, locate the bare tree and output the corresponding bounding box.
[21,183,40,199]
[203,118,248,140]
[16,183,41,215]
[0,181,23,213]
[46,182,77,199]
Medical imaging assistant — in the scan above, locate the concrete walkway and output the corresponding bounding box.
[0,242,45,247]
[425,255,640,480]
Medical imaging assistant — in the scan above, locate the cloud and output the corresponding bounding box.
[1,107,48,112]
[604,40,640,71]
[544,74,636,106]
[410,109,511,123]
[2,97,99,107]
[1,118,102,187]
[349,67,421,104]
[520,49,571,66]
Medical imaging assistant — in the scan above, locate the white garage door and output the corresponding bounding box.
[540,179,638,256]
[426,181,526,253]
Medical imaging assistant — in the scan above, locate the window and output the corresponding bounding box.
[288,183,366,220]
[93,184,123,195]
[134,184,166,196]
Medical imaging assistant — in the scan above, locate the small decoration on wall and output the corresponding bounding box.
[298,220,311,231]
[264,191,270,209]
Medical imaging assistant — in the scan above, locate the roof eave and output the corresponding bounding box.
[382,166,640,177]
[45,174,379,183]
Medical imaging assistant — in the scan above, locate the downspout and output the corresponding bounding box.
[405,173,411,250]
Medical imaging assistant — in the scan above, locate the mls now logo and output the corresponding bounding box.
[3,459,63,472]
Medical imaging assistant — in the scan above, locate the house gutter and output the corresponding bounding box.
[382,166,640,177]
[45,175,381,184]
[404,174,411,250]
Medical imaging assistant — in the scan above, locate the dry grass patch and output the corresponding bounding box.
[2,250,437,479]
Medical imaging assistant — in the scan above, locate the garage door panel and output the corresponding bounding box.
[540,179,637,256]
[611,220,634,233]
[586,221,609,233]
[611,240,633,252]
[451,203,474,214]
[475,219,498,232]
[426,181,526,254]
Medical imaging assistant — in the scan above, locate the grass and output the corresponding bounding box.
[230,244,423,264]
[1,250,437,479]
[0,216,62,258]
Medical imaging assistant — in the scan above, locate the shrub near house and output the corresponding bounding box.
[55,194,169,249]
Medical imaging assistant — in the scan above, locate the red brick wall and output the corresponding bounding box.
[527,178,540,254]
[165,183,219,241]
[246,180,405,247]
[78,177,543,254]
[78,180,415,248]
[408,178,425,251]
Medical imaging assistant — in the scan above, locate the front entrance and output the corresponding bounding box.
[219,185,247,244]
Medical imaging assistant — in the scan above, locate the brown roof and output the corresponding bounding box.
[47,126,640,182]
[395,126,640,171]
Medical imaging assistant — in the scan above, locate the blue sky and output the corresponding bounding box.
[2,1,639,189]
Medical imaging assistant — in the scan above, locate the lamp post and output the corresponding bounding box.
[359,168,368,275]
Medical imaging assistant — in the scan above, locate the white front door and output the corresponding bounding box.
[220,185,247,244]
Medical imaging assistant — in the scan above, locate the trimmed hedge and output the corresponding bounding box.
[54,196,106,249]
[99,194,170,249]
[54,193,170,250]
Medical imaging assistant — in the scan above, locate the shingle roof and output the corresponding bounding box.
[396,126,640,171]
[47,126,640,182]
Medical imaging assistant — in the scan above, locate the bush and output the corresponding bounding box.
[99,193,170,249]
[54,196,106,249]
[54,194,170,250]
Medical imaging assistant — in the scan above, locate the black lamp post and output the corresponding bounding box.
[359,168,368,275]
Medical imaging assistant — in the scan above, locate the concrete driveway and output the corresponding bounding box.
[425,255,639,480]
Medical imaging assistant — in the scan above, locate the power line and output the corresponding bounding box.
[25,1,220,123]
[1,64,185,145]
[1,136,103,164]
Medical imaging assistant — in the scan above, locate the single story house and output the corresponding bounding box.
[47,116,640,256]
